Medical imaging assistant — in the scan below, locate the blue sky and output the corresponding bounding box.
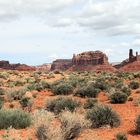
[0,0,140,65]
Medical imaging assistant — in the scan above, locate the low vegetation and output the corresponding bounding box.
[0,109,31,129]
[46,97,80,114]
[86,104,121,128]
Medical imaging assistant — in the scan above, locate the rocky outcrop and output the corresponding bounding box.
[51,59,72,71]
[72,51,109,66]
[119,61,140,72]
[0,60,35,71]
[36,64,51,71]
[70,51,115,71]
[51,51,115,72]
[114,49,140,71]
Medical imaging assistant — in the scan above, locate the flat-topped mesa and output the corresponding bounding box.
[51,59,72,71]
[72,51,109,66]
[0,60,35,71]
[51,50,115,71]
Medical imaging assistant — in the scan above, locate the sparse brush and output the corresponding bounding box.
[51,82,73,95]
[129,81,140,89]
[59,111,91,140]
[86,104,121,128]
[0,109,31,129]
[115,132,127,140]
[46,97,80,114]
[84,98,98,109]
[34,110,62,140]
[7,88,27,102]
[74,85,100,98]
[110,92,128,104]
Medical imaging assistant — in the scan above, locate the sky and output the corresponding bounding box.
[0,0,140,65]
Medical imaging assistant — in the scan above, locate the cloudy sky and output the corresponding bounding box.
[0,0,140,65]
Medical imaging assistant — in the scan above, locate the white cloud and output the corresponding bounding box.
[132,39,140,46]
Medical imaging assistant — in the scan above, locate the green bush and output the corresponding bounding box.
[129,81,139,89]
[84,98,98,109]
[52,83,73,95]
[27,81,50,91]
[74,86,100,98]
[20,97,32,108]
[0,109,31,129]
[7,89,26,101]
[86,104,121,128]
[93,79,109,91]
[0,97,4,109]
[116,132,127,140]
[121,86,131,96]
[110,92,128,104]
[46,97,80,114]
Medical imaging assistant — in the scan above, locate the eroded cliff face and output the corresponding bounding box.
[0,60,35,71]
[51,59,72,71]
[114,49,140,71]
[72,51,109,66]
[51,51,115,72]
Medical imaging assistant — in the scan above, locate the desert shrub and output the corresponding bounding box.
[34,110,62,140]
[114,80,124,89]
[84,98,98,109]
[110,92,128,104]
[0,97,4,109]
[60,111,91,140]
[51,82,73,95]
[27,81,50,91]
[14,80,25,86]
[47,72,55,79]
[20,97,32,109]
[93,79,109,91]
[129,81,139,89]
[86,104,121,128]
[74,86,100,98]
[121,86,131,96]
[7,88,26,101]
[46,97,80,114]
[0,72,9,80]
[0,88,5,95]
[115,132,127,140]
[0,109,31,129]
[136,115,140,134]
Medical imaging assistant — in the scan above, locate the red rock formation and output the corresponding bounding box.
[36,64,51,71]
[72,51,109,66]
[0,60,35,71]
[114,49,140,71]
[119,61,140,72]
[51,59,72,71]
[51,51,115,72]
[15,64,36,71]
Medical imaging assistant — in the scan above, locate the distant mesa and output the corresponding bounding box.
[51,51,116,72]
[0,60,35,71]
[36,63,51,71]
[114,49,140,72]
[0,49,139,72]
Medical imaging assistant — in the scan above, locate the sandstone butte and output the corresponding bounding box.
[0,49,140,72]
[51,50,116,72]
